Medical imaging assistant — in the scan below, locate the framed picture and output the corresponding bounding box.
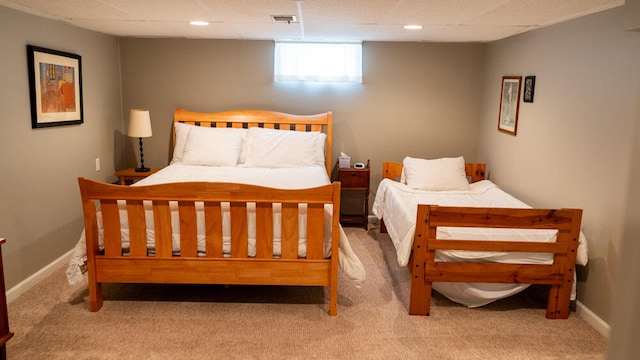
[523,75,536,103]
[497,76,522,135]
[27,45,83,128]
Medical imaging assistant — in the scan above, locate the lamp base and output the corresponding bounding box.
[135,167,150,172]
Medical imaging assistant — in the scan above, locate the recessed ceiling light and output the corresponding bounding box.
[404,25,423,30]
[189,20,209,26]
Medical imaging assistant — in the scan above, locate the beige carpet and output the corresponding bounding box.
[6,225,606,359]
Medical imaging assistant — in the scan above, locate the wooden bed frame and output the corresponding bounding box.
[79,109,342,315]
[381,161,583,319]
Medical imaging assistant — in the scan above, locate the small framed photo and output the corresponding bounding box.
[27,45,83,128]
[497,76,522,136]
[523,76,536,103]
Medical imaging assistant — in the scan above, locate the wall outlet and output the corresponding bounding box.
[95,158,101,171]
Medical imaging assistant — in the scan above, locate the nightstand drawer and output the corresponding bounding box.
[338,171,369,188]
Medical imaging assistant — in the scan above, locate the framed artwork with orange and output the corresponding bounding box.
[27,45,83,128]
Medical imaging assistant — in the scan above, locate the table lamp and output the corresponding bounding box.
[128,109,152,172]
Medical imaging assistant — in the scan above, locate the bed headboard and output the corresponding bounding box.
[382,161,486,184]
[173,108,333,174]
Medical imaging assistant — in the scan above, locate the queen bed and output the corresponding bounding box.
[67,109,366,316]
[372,157,586,319]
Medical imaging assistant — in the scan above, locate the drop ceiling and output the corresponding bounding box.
[0,0,625,42]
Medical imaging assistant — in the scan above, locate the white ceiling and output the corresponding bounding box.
[0,0,625,42]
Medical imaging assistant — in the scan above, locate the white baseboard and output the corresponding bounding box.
[576,300,611,339]
[6,249,73,303]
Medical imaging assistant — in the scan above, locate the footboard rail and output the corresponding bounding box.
[409,205,582,319]
[78,178,341,315]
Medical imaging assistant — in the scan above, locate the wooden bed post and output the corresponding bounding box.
[78,178,104,311]
[382,162,403,181]
[408,205,432,315]
[546,209,582,319]
[329,181,341,316]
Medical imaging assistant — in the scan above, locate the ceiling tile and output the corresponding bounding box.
[0,0,625,42]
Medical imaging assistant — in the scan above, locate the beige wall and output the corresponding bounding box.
[607,108,640,359]
[477,6,640,325]
[608,0,640,357]
[0,7,122,287]
[119,39,486,191]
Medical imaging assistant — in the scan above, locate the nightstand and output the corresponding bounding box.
[331,160,370,229]
[115,168,159,185]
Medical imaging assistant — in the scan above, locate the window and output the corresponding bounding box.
[274,42,362,83]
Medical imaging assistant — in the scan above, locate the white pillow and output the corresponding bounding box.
[181,126,245,167]
[402,156,470,191]
[170,122,197,164]
[243,127,326,168]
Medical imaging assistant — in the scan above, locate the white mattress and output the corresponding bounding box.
[372,178,588,307]
[66,164,366,287]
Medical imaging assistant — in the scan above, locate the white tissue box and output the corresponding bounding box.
[339,156,351,168]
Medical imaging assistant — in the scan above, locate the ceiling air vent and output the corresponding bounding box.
[271,15,297,23]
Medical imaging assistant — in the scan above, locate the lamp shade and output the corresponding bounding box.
[128,109,152,138]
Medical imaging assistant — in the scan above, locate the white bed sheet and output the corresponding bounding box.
[372,178,588,307]
[66,164,366,287]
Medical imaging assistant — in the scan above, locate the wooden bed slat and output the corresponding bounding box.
[255,202,274,259]
[425,262,565,284]
[204,201,223,258]
[95,258,332,285]
[427,239,567,253]
[178,201,198,257]
[306,204,325,260]
[101,199,121,257]
[428,206,576,231]
[127,200,147,257]
[281,203,299,259]
[230,202,249,258]
[153,201,172,258]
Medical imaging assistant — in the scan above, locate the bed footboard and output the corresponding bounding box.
[78,178,341,315]
[409,205,582,319]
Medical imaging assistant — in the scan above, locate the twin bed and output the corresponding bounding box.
[68,109,586,319]
[68,109,365,316]
[372,156,586,319]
